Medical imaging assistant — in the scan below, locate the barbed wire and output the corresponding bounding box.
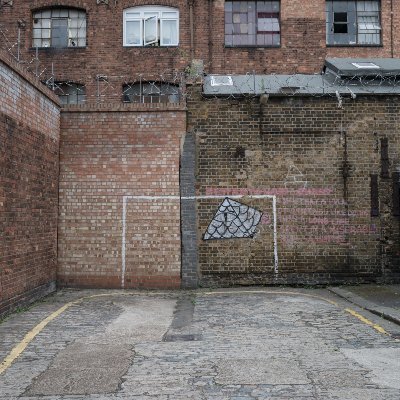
[2,23,400,108]
[0,24,50,78]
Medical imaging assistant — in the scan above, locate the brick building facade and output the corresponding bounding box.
[0,50,60,316]
[1,0,399,101]
[1,0,400,305]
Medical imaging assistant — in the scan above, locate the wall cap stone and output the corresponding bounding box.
[61,102,187,113]
[0,49,60,106]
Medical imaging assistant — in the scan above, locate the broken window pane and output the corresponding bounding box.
[326,0,381,45]
[225,1,280,47]
[333,12,348,33]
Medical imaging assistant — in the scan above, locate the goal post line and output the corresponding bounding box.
[121,194,278,288]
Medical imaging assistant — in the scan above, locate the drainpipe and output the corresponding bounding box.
[188,0,195,61]
[391,0,394,57]
[208,0,213,73]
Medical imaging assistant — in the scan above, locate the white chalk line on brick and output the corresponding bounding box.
[121,194,278,288]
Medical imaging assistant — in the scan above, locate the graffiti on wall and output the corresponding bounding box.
[205,187,378,247]
[203,198,263,240]
[284,164,308,189]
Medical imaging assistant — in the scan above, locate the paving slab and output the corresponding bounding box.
[0,288,400,399]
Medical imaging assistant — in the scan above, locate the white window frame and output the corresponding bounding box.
[123,6,179,47]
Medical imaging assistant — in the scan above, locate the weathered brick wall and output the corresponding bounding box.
[59,103,186,289]
[1,0,399,99]
[187,87,400,286]
[0,50,60,317]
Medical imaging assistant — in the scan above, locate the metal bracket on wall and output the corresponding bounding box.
[0,0,13,7]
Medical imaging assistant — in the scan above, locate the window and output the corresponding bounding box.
[123,6,179,47]
[326,1,381,46]
[52,82,86,104]
[122,82,180,103]
[225,1,280,47]
[210,76,234,86]
[32,9,86,48]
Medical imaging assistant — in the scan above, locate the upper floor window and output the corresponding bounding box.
[225,1,280,47]
[122,82,180,103]
[32,8,86,48]
[123,6,179,47]
[326,1,381,46]
[50,81,86,104]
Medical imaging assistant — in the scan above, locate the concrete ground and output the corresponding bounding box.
[328,284,400,327]
[1,287,400,399]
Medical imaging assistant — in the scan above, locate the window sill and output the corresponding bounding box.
[224,45,280,49]
[326,44,383,48]
[123,45,179,48]
[29,46,87,50]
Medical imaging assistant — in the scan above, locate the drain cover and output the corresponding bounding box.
[163,333,202,342]
[391,333,400,339]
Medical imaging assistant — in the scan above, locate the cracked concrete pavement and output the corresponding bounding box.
[1,288,400,399]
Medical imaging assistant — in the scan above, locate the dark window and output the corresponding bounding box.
[225,1,280,47]
[32,9,86,48]
[51,82,86,104]
[122,82,180,103]
[326,1,381,46]
[333,12,348,33]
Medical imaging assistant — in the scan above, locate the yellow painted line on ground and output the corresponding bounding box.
[345,308,388,335]
[0,292,132,375]
[203,290,393,336]
[0,299,81,375]
[0,289,392,376]
[0,290,179,375]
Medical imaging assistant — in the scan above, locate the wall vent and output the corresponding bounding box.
[0,0,13,6]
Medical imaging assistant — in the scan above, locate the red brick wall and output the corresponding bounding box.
[0,50,60,316]
[58,103,186,289]
[1,0,398,100]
